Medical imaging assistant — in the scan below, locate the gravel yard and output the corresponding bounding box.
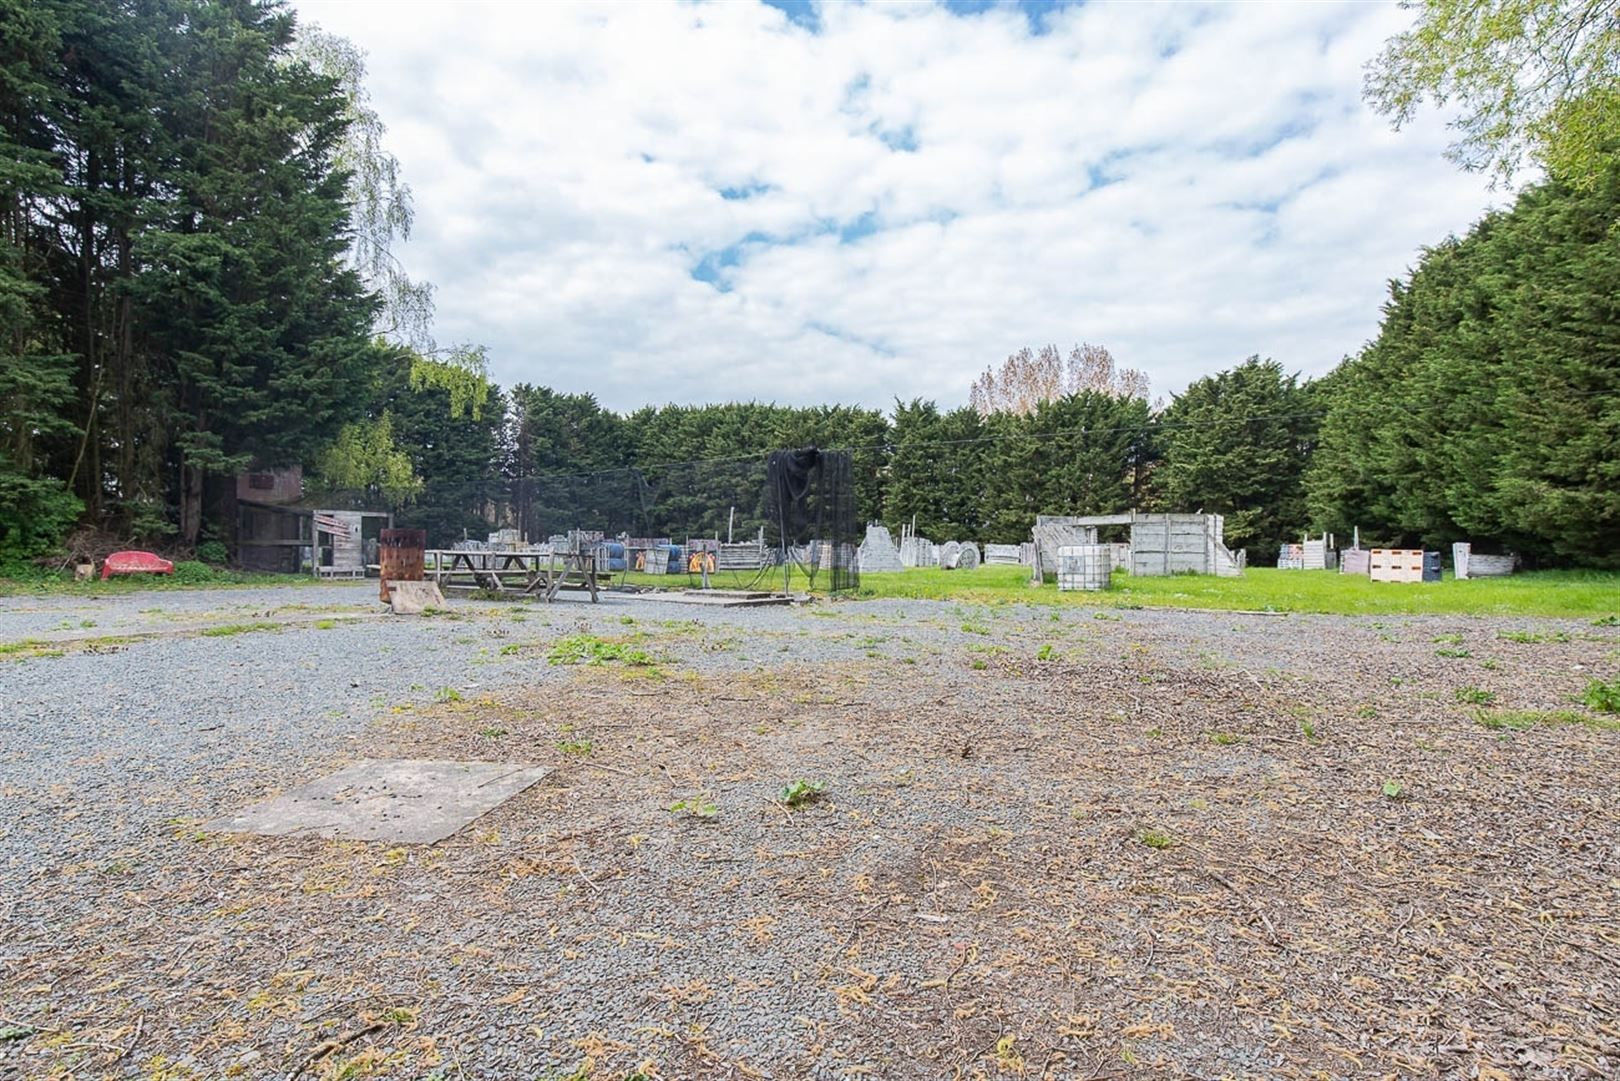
[2,584,1618,1079]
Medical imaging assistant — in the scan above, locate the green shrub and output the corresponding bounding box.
[170,561,218,584]
[0,475,81,562]
[194,540,228,565]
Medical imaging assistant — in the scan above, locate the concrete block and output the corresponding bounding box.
[388,580,446,614]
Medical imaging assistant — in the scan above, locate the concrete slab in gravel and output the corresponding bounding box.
[207,759,550,843]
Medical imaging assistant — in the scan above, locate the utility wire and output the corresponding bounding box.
[507,405,1335,484]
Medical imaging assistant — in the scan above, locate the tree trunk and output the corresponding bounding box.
[179,460,204,548]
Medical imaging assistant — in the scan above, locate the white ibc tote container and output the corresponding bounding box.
[1057,544,1112,591]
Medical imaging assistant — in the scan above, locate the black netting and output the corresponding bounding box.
[505,448,859,594]
[767,447,859,595]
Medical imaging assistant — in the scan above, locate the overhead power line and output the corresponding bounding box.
[508,405,1334,484]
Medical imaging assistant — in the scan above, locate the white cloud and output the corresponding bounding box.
[293,0,1499,412]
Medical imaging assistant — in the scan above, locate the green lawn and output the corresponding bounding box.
[8,559,1614,620]
[0,564,336,597]
[847,564,1620,619]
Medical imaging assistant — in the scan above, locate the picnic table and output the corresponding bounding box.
[425,549,607,602]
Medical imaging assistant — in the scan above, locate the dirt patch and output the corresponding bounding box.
[4,611,1617,1080]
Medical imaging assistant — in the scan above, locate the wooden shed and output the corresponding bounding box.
[234,467,392,576]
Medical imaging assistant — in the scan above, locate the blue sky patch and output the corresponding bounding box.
[718,181,773,201]
[875,124,918,152]
[689,231,775,291]
[940,0,1081,35]
[761,0,819,32]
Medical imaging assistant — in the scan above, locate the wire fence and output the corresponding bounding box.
[503,448,859,593]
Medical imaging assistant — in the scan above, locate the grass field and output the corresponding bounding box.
[851,564,1620,618]
[622,562,1618,617]
[7,560,1615,619]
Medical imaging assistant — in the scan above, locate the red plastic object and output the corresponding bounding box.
[100,551,176,580]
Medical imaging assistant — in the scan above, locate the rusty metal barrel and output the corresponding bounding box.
[378,528,427,602]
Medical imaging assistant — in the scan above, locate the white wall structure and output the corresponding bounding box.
[1032,516,1102,578]
[857,523,904,573]
[984,543,1022,565]
[1030,511,1240,579]
[899,535,938,567]
[1128,513,1241,577]
[1453,542,1516,579]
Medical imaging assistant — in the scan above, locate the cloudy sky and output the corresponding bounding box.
[292,0,1497,413]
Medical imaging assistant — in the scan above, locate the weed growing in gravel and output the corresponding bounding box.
[434,687,463,704]
[1139,828,1174,849]
[960,622,989,635]
[1144,727,1162,738]
[668,794,718,818]
[199,621,280,637]
[555,738,593,755]
[1355,704,1377,718]
[1498,629,1570,644]
[1455,686,1497,706]
[1093,611,1121,621]
[1207,731,1242,746]
[994,1035,1025,1075]
[314,619,336,630]
[1435,647,1471,659]
[0,638,52,658]
[970,659,988,670]
[1594,614,1619,626]
[1582,677,1620,713]
[778,779,825,807]
[1036,643,1055,661]
[1300,719,1319,741]
[1432,633,1464,645]
[547,633,654,667]
[478,726,507,739]
[1473,708,1619,732]
[1381,780,1405,799]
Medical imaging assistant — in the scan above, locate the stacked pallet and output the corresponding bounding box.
[1369,549,1424,583]
[717,540,768,571]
